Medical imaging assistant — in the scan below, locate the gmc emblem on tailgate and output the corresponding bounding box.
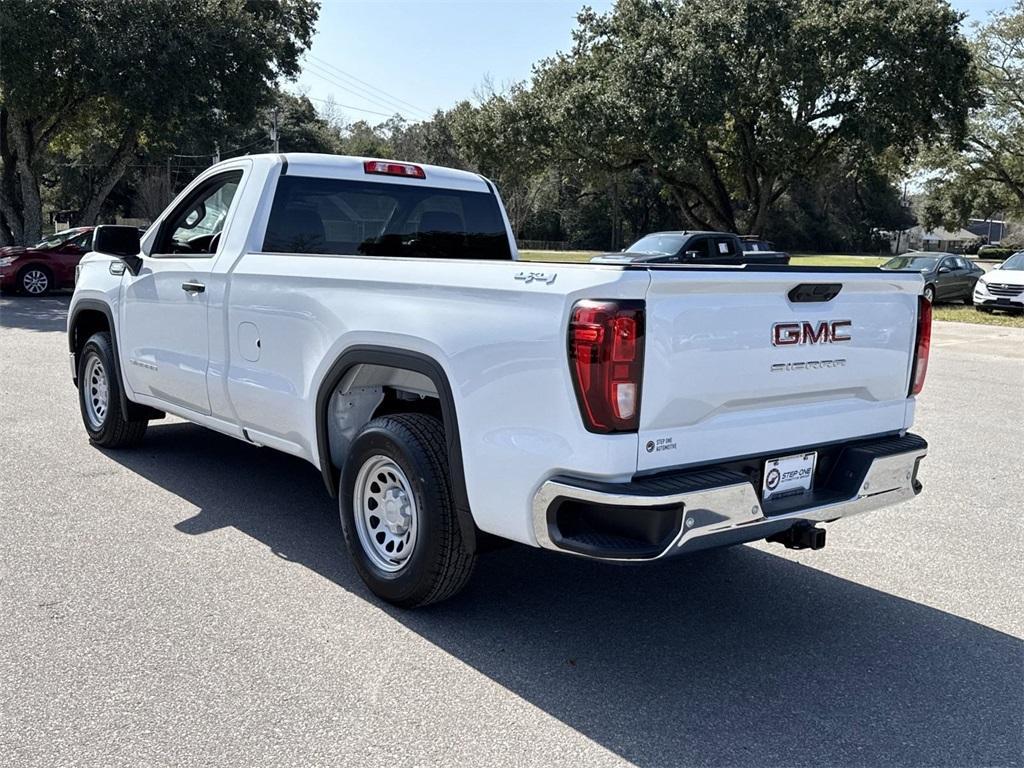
[772,320,852,346]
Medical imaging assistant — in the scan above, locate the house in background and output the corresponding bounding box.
[901,225,981,253]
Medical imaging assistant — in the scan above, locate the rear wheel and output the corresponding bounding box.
[19,266,51,296]
[923,284,935,304]
[339,413,475,607]
[77,332,147,447]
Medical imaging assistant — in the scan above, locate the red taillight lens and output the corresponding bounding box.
[363,160,426,179]
[569,300,645,433]
[910,294,932,395]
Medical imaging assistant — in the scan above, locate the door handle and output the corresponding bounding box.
[181,281,206,294]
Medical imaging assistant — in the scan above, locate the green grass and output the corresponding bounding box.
[789,255,888,267]
[932,304,1024,328]
[520,249,599,262]
[520,250,890,267]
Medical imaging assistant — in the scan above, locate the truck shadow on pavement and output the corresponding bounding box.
[0,295,71,333]
[106,421,1022,768]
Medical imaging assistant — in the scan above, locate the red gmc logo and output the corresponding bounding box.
[772,320,852,346]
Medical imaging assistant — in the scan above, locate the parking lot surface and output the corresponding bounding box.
[1,296,1022,768]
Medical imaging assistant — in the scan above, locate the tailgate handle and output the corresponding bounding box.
[789,283,842,303]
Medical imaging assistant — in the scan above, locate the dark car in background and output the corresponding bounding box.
[592,230,789,266]
[0,227,95,296]
[881,252,984,304]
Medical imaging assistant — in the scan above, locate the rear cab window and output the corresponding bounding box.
[262,176,512,260]
[713,237,738,256]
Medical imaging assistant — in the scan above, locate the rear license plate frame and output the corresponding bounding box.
[762,451,817,502]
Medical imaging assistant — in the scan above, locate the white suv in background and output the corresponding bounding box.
[975,251,1024,312]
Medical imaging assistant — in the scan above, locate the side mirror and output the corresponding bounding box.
[92,225,142,275]
[938,266,951,273]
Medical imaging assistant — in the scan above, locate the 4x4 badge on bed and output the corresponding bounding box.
[514,271,557,285]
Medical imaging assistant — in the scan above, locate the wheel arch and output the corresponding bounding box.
[68,299,161,422]
[316,345,476,552]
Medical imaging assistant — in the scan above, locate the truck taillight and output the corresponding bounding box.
[363,160,425,179]
[910,295,932,396]
[568,300,645,433]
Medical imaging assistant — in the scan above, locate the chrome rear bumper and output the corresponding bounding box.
[532,433,927,561]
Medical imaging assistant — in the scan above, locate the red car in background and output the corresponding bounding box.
[0,227,95,296]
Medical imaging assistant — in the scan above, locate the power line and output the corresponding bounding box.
[301,63,413,118]
[304,60,420,116]
[307,53,427,116]
[298,90,404,119]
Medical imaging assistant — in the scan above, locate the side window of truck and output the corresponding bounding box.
[684,237,710,259]
[153,171,243,256]
[261,176,512,260]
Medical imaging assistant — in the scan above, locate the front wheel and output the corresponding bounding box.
[923,284,935,304]
[339,413,475,607]
[77,332,147,447]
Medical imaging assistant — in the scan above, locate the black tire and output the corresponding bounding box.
[77,332,147,447]
[963,291,974,305]
[339,413,475,607]
[18,265,52,296]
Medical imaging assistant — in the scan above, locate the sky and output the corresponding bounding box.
[294,0,1013,124]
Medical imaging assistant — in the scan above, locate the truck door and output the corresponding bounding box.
[119,171,243,415]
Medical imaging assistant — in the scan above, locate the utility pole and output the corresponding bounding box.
[270,109,280,153]
[166,157,172,205]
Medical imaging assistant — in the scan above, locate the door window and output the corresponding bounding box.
[66,231,93,250]
[684,237,710,259]
[154,171,243,256]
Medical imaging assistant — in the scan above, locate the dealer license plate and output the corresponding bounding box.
[762,452,817,502]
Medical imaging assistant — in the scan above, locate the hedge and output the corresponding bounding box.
[976,246,1018,259]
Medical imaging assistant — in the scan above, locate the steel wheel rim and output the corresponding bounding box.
[924,286,934,302]
[83,355,109,429]
[23,270,48,294]
[353,455,418,572]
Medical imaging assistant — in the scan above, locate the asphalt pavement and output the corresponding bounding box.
[1,295,1021,768]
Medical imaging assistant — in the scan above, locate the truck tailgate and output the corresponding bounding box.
[638,268,921,472]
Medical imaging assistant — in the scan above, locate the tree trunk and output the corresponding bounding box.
[746,173,777,235]
[8,116,44,244]
[15,157,43,244]
[0,109,21,245]
[76,127,139,226]
[665,186,715,230]
[0,214,12,246]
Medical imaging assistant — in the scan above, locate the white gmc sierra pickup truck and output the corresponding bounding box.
[69,153,931,607]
